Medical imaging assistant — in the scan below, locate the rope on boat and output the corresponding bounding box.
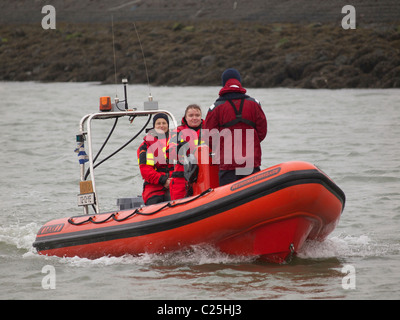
[68,188,212,226]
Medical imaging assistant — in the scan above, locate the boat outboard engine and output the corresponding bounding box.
[117,196,145,210]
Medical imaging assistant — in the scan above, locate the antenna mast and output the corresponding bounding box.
[111,15,119,100]
[133,22,152,101]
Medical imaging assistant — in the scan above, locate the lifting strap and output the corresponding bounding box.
[221,99,256,129]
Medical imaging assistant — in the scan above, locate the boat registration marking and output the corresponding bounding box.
[77,193,95,206]
[230,167,281,191]
[38,223,64,235]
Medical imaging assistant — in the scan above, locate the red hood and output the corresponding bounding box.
[219,79,247,96]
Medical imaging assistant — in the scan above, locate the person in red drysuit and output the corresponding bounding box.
[168,104,204,200]
[137,113,173,205]
[204,68,267,186]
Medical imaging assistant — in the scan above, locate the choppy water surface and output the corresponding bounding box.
[0,82,399,300]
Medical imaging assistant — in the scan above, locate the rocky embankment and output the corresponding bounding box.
[1,20,400,88]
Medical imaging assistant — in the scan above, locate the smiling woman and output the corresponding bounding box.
[169,104,205,200]
[154,118,168,133]
[184,104,202,129]
[137,113,173,205]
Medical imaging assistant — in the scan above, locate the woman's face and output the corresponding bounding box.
[185,108,202,128]
[154,118,169,134]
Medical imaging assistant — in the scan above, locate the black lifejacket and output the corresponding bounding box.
[221,99,256,129]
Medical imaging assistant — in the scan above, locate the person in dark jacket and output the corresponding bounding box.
[137,113,173,205]
[204,68,267,186]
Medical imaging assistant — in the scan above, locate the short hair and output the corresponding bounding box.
[184,104,202,117]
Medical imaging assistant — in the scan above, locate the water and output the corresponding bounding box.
[0,82,399,300]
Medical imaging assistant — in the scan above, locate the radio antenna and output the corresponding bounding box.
[133,21,152,100]
[111,15,118,99]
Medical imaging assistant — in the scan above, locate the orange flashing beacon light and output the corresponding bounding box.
[100,96,112,112]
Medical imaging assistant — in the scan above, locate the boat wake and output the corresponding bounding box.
[0,222,38,254]
[298,233,399,260]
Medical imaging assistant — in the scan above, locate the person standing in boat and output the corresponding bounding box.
[168,104,204,200]
[204,68,267,186]
[137,113,173,205]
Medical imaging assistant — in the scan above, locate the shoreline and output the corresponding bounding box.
[1,21,399,88]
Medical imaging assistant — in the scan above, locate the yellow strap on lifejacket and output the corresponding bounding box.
[138,151,155,166]
[146,153,155,166]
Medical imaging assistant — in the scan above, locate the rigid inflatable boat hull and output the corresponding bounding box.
[33,161,345,263]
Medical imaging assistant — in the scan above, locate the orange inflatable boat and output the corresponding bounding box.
[33,159,345,263]
[33,98,345,263]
